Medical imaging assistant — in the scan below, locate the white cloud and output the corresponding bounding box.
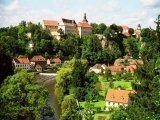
[141,0,160,7]
[0,0,159,29]
[4,0,19,13]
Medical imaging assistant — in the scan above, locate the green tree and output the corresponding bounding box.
[60,94,80,120]
[110,108,129,120]
[98,23,107,34]
[103,24,125,57]
[82,102,95,120]
[0,40,13,84]
[91,23,99,34]
[0,70,51,120]
[128,28,134,36]
[123,37,139,58]
[126,59,160,120]
[81,35,102,63]
[104,69,112,81]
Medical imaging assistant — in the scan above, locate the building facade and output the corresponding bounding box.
[42,13,92,38]
[43,20,60,39]
[105,89,134,111]
[77,13,92,37]
[58,18,78,34]
[13,58,30,70]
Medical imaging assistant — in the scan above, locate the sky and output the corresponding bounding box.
[0,0,160,28]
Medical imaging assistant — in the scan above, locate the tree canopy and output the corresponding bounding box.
[0,70,52,120]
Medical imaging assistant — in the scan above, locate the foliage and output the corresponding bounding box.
[103,24,125,57]
[110,108,129,120]
[55,58,99,104]
[81,35,102,64]
[123,37,139,58]
[0,70,52,120]
[90,23,107,34]
[104,69,112,81]
[82,102,95,120]
[126,17,160,119]
[60,94,81,120]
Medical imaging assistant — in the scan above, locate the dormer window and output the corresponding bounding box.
[121,96,124,100]
[111,95,115,99]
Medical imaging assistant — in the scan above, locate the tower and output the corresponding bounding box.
[137,24,141,30]
[136,24,141,39]
[82,13,88,23]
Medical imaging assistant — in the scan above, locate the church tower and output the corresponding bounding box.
[137,24,141,30]
[136,24,141,39]
[82,13,88,23]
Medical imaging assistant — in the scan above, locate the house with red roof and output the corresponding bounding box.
[42,13,92,38]
[30,55,47,70]
[43,20,60,40]
[77,13,92,37]
[43,20,58,32]
[13,58,30,70]
[106,65,124,75]
[47,57,62,65]
[105,89,134,111]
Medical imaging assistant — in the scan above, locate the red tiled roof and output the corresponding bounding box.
[106,89,134,104]
[126,64,137,74]
[30,55,46,62]
[43,20,58,26]
[50,57,61,63]
[106,65,124,72]
[17,58,30,64]
[78,22,92,28]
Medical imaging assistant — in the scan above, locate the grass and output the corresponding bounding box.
[114,80,132,90]
[79,75,133,120]
[94,112,112,120]
[98,76,133,91]
[79,100,111,120]
[79,100,105,110]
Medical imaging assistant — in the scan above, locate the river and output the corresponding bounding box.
[36,74,61,120]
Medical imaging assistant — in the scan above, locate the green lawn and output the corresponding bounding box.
[80,101,109,120]
[98,76,133,91]
[80,100,105,110]
[94,112,112,120]
[113,80,132,90]
[79,75,133,120]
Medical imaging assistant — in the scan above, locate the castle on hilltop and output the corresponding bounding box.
[42,13,92,39]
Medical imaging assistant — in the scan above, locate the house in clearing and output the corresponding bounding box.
[105,89,134,111]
